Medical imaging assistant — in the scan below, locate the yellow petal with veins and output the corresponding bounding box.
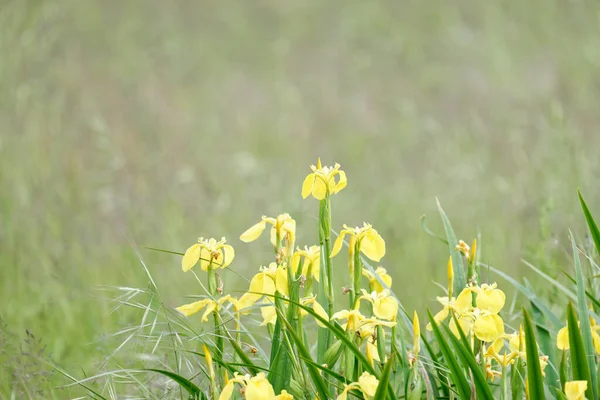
[557,325,569,350]
[474,314,504,342]
[358,372,379,397]
[565,381,587,400]
[476,286,506,314]
[182,243,201,271]
[312,300,328,327]
[301,173,316,199]
[334,170,347,194]
[374,296,398,320]
[176,299,209,317]
[218,381,235,400]
[312,175,328,200]
[220,245,235,268]
[275,267,289,297]
[331,231,348,258]
[245,373,276,400]
[360,231,386,262]
[240,220,267,243]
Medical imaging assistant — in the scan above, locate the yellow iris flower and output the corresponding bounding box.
[218,372,293,400]
[359,289,398,320]
[291,245,320,281]
[331,223,386,262]
[565,381,588,400]
[474,283,506,314]
[362,267,392,292]
[337,372,379,400]
[182,237,234,272]
[301,158,347,200]
[242,262,290,308]
[176,295,233,321]
[260,299,277,326]
[240,214,296,247]
[557,316,600,353]
[299,295,329,327]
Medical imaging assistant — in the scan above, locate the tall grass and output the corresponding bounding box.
[2,0,600,397]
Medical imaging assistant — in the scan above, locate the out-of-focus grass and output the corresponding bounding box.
[1,0,600,393]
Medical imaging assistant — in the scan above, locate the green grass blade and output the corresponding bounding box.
[276,309,329,400]
[436,198,466,294]
[511,356,525,399]
[224,334,261,375]
[523,307,545,400]
[443,320,494,400]
[531,302,560,390]
[374,353,395,400]
[567,302,592,397]
[579,190,600,257]
[562,270,600,310]
[559,349,567,391]
[426,309,471,399]
[571,232,598,399]
[145,369,200,399]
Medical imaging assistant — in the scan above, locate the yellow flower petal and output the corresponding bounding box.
[275,267,289,297]
[312,300,329,328]
[199,247,212,271]
[358,372,379,397]
[176,299,209,317]
[181,243,201,271]
[240,220,267,243]
[413,311,420,359]
[360,231,386,262]
[218,381,235,400]
[249,273,276,297]
[334,170,347,194]
[331,231,347,258]
[312,175,328,200]
[557,325,570,350]
[275,390,294,400]
[201,301,218,322]
[565,380,588,400]
[246,373,276,400]
[474,314,505,342]
[455,288,474,313]
[476,284,506,314]
[220,245,235,268]
[374,296,398,320]
[301,173,316,199]
[260,303,277,326]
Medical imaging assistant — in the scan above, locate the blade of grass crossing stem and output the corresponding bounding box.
[511,357,526,399]
[225,335,260,375]
[426,310,471,399]
[579,190,600,257]
[145,369,201,399]
[374,354,395,400]
[436,199,466,295]
[276,309,330,400]
[563,270,600,310]
[571,232,598,399]
[523,308,545,400]
[531,302,560,390]
[567,302,592,397]
[442,324,494,400]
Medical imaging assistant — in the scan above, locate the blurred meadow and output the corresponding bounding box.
[2,0,600,395]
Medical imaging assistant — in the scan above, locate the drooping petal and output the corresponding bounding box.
[360,231,386,262]
[245,373,276,400]
[312,175,328,200]
[476,286,506,314]
[201,301,218,322]
[218,381,235,400]
[249,273,276,297]
[474,314,505,342]
[260,302,277,326]
[374,296,398,320]
[220,245,235,268]
[176,299,208,317]
[301,173,316,199]
[331,230,348,258]
[557,325,570,350]
[311,300,329,328]
[358,372,379,397]
[565,381,588,400]
[454,288,475,313]
[275,267,289,297]
[240,220,267,243]
[182,243,201,271]
[333,170,347,194]
[235,292,258,314]
[199,247,212,271]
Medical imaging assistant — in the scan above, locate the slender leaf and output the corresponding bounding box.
[145,369,200,399]
[571,232,598,399]
[562,270,600,310]
[426,310,471,399]
[523,308,545,400]
[579,190,600,257]
[224,334,260,375]
[437,199,466,294]
[374,354,395,400]
[444,317,494,400]
[567,302,592,396]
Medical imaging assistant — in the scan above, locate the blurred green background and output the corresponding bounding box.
[2,0,600,394]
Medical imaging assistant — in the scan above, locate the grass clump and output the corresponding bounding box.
[55,159,600,400]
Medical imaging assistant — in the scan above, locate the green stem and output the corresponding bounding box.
[352,242,362,307]
[317,196,334,363]
[207,263,224,383]
[501,364,508,400]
